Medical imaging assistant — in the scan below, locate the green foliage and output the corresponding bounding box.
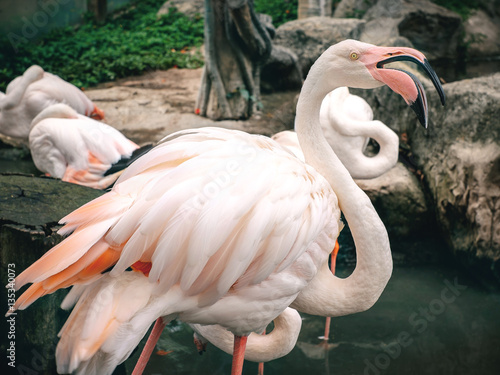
[430,0,479,19]
[0,0,204,92]
[254,0,298,27]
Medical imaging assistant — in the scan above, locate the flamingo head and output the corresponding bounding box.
[317,40,446,128]
[89,105,105,120]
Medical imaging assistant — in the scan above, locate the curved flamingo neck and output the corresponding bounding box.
[293,59,393,317]
[339,119,399,179]
[191,308,301,362]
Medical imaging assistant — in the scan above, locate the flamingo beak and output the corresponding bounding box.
[90,105,105,120]
[361,46,445,128]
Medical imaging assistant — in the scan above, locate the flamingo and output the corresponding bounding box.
[7,39,444,375]
[28,103,145,189]
[272,87,397,347]
[0,65,104,142]
[273,86,399,179]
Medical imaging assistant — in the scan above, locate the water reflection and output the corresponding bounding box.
[124,262,500,375]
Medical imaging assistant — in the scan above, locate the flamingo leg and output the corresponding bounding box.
[322,240,340,345]
[231,335,248,375]
[257,329,266,375]
[132,317,167,375]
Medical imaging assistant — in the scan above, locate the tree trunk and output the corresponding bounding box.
[88,0,107,24]
[196,0,272,120]
[298,0,333,19]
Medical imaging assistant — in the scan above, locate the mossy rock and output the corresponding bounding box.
[0,174,105,374]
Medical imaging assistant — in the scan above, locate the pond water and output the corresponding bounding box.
[121,248,500,375]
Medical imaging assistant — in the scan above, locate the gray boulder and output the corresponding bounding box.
[273,17,365,76]
[333,0,376,19]
[464,9,500,58]
[360,0,462,60]
[410,73,500,285]
[353,68,500,287]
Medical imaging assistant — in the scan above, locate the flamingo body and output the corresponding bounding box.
[29,104,139,189]
[0,65,104,142]
[14,127,340,374]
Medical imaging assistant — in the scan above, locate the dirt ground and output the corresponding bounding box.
[85,67,298,146]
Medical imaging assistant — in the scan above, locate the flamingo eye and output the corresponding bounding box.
[350,52,359,60]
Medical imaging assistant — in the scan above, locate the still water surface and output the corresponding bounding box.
[124,260,500,375]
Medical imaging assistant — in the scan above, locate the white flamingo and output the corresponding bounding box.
[9,40,444,375]
[0,65,104,142]
[29,103,140,189]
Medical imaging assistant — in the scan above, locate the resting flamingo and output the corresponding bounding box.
[29,103,145,189]
[0,65,104,142]
[273,86,399,179]
[8,40,444,375]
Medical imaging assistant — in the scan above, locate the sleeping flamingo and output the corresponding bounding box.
[0,65,104,142]
[29,103,144,189]
[8,40,444,375]
[273,86,399,179]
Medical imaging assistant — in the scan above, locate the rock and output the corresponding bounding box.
[85,68,295,143]
[464,9,500,57]
[0,174,105,374]
[360,0,462,60]
[333,0,376,19]
[273,17,365,75]
[411,73,500,287]
[352,70,500,287]
[356,163,430,240]
[157,0,204,18]
[261,45,303,92]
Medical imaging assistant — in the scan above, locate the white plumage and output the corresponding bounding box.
[0,65,104,142]
[29,103,138,189]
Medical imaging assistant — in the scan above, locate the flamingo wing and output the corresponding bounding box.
[14,127,340,312]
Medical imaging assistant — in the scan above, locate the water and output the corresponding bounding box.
[123,260,500,375]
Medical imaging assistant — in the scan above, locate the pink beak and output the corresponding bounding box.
[360,46,445,128]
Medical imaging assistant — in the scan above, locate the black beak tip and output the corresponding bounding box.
[410,101,428,129]
[423,58,446,106]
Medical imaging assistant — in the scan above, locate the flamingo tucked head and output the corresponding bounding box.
[317,40,445,129]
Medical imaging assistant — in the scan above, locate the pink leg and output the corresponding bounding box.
[322,241,339,345]
[257,329,266,375]
[258,361,264,375]
[132,318,167,375]
[231,335,248,375]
